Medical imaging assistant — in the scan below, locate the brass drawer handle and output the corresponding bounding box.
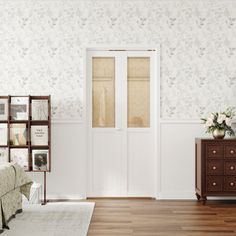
[212,166,217,170]
[230,182,235,186]
[230,166,235,170]
[213,150,217,154]
[230,150,235,154]
[212,182,217,186]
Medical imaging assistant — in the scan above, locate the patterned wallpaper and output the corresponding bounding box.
[0,0,236,120]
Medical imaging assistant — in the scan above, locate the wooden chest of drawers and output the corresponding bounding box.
[195,138,236,202]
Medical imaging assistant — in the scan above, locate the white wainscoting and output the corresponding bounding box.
[159,122,207,199]
[159,121,236,200]
[27,120,236,200]
[28,122,87,200]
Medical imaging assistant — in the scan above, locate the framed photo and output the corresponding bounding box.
[32,149,49,171]
[0,148,8,164]
[10,148,28,170]
[10,124,27,145]
[0,124,8,145]
[32,100,48,120]
[11,97,29,120]
[0,99,8,120]
[31,125,48,145]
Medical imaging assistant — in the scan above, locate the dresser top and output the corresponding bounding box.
[195,138,236,141]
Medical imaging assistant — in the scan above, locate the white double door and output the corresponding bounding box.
[87,49,157,197]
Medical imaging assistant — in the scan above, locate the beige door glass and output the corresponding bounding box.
[127,57,150,128]
[92,57,115,127]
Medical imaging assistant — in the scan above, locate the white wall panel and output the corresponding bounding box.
[160,123,209,199]
[27,122,236,200]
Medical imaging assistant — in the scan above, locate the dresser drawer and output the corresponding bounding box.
[224,177,236,191]
[224,161,236,175]
[207,145,223,158]
[225,145,236,158]
[207,160,223,175]
[206,176,223,192]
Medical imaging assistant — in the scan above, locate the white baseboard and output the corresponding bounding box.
[46,194,86,200]
[159,192,236,200]
[158,191,196,200]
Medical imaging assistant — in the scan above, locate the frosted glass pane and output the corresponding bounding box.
[92,57,115,127]
[128,57,150,128]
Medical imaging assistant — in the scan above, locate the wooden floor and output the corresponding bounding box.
[87,199,236,236]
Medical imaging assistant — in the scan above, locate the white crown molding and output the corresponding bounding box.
[160,119,202,124]
[51,118,236,125]
[51,119,82,124]
[160,119,236,124]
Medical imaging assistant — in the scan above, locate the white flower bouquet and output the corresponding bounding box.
[201,108,235,137]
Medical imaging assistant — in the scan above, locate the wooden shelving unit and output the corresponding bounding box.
[0,95,51,205]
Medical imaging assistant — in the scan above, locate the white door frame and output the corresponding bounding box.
[84,45,161,199]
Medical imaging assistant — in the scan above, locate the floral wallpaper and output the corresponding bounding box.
[0,0,236,120]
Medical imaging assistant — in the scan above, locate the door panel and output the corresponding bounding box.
[126,52,155,198]
[92,132,125,196]
[128,132,155,196]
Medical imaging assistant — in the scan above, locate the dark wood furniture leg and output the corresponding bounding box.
[196,193,201,201]
[200,196,207,205]
[41,171,47,205]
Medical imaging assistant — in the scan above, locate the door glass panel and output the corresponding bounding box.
[92,57,115,127]
[128,57,150,128]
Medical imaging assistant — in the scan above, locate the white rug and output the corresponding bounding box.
[4,202,95,236]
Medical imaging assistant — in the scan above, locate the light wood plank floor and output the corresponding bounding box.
[87,199,236,236]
